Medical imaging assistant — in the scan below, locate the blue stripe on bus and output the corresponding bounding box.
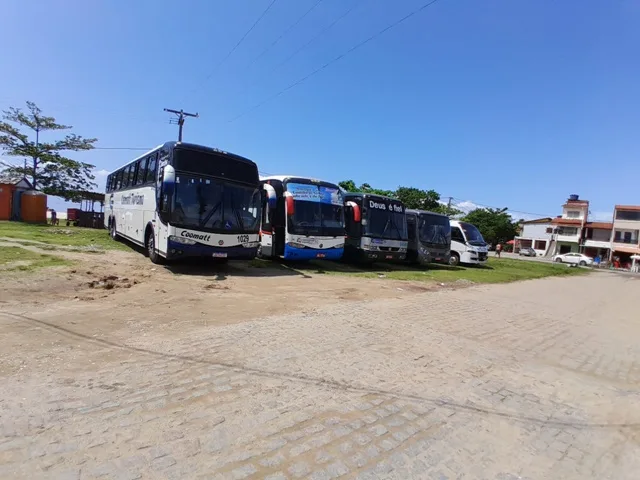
[283,245,344,261]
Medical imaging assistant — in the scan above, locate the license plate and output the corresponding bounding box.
[435,258,441,261]
[386,255,393,259]
[316,253,326,258]
[212,252,228,258]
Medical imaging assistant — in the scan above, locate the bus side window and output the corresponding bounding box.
[261,193,271,232]
[132,162,139,186]
[407,215,416,240]
[136,158,147,185]
[451,227,465,243]
[106,174,112,193]
[115,170,123,190]
[146,154,157,184]
[124,165,133,189]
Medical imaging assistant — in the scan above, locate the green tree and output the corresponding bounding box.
[0,101,97,200]
[338,180,395,197]
[462,207,518,245]
[338,180,463,216]
[338,180,358,192]
[394,186,441,210]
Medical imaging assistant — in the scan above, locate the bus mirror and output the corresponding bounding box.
[285,193,294,216]
[263,183,277,209]
[346,201,361,222]
[162,165,176,196]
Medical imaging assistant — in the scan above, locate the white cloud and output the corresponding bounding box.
[94,168,110,177]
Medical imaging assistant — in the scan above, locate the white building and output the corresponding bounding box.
[550,194,589,254]
[515,218,554,256]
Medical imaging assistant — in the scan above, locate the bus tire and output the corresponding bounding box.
[145,227,165,265]
[448,252,460,267]
[110,218,120,241]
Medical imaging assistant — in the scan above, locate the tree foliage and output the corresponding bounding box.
[0,101,97,201]
[339,180,462,216]
[462,207,518,245]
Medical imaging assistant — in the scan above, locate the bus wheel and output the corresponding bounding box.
[146,228,165,265]
[110,219,120,241]
[448,252,460,267]
[257,244,264,258]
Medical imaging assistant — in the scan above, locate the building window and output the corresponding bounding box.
[566,211,580,218]
[534,240,547,250]
[545,227,552,234]
[614,230,639,244]
[615,210,640,221]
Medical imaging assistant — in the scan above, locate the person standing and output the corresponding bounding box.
[50,208,57,225]
[495,243,502,258]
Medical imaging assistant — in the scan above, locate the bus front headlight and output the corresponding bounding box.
[169,235,196,245]
[287,242,307,249]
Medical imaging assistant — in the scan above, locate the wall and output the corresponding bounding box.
[591,228,612,242]
[520,223,552,240]
[613,219,640,231]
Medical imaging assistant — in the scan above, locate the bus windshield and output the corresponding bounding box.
[419,213,451,246]
[460,222,486,246]
[171,174,260,233]
[286,182,344,237]
[365,209,407,240]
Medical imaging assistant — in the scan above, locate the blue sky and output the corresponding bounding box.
[1,0,639,221]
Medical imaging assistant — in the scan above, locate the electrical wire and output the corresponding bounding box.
[228,0,441,123]
[223,0,362,106]
[94,147,151,151]
[247,0,325,70]
[194,0,279,93]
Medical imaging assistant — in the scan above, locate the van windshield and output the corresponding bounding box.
[460,222,486,246]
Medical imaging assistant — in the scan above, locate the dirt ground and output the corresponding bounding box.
[2,241,640,479]
[0,244,449,377]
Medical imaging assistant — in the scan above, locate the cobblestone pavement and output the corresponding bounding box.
[2,273,640,479]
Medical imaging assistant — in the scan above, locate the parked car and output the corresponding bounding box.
[552,252,593,266]
[519,247,537,257]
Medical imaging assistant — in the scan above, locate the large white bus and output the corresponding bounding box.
[105,142,261,264]
[259,176,345,260]
[449,220,488,266]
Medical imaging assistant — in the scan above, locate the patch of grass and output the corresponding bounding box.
[0,221,127,251]
[289,258,588,284]
[0,246,70,272]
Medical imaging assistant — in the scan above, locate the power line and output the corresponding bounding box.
[246,0,325,71]
[94,147,151,151]
[231,0,363,101]
[194,0,279,93]
[229,0,441,123]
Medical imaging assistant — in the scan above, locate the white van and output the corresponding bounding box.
[449,220,488,266]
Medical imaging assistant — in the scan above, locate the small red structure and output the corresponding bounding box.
[66,208,81,222]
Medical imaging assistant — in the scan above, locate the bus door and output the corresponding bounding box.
[406,213,418,263]
[260,184,277,257]
[274,195,286,256]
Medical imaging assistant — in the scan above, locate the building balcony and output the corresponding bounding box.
[582,239,611,249]
[556,234,581,243]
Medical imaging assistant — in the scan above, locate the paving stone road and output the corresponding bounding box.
[1,273,640,479]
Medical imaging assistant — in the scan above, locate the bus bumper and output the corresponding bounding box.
[283,245,344,261]
[359,250,406,262]
[166,240,258,260]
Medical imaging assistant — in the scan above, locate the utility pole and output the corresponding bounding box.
[164,108,199,142]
